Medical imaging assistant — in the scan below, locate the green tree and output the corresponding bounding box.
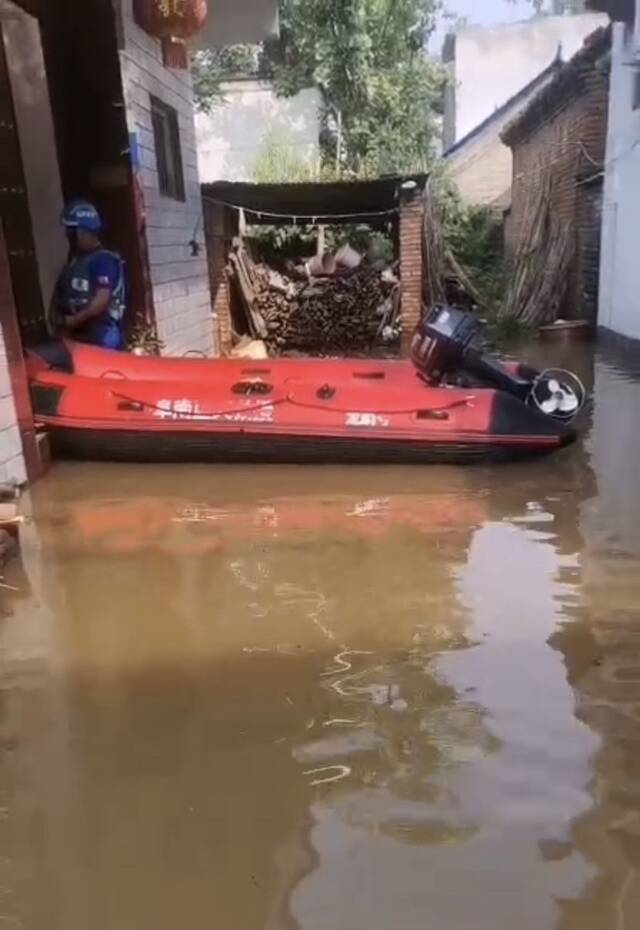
[192,45,262,112]
[262,0,444,177]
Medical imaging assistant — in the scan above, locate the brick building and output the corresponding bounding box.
[502,27,611,322]
[442,12,607,150]
[444,60,561,211]
[0,0,277,485]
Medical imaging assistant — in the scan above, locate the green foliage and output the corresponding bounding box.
[245,225,318,267]
[438,181,508,306]
[193,1,444,176]
[327,226,394,263]
[246,223,394,268]
[250,132,331,184]
[192,45,263,113]
[263,0,444,177]
[126,315,164,355]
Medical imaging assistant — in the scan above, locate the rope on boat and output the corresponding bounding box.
[109,389,286,420]
[44,384,477,425]
[285,394,474,416]
[105,388,475,421]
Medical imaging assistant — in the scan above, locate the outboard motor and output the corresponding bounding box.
[411,305,585,422]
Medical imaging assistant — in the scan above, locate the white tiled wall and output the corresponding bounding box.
[118,0,214,356]
[0,330,26,485]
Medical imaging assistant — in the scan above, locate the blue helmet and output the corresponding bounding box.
[61,200,102,233]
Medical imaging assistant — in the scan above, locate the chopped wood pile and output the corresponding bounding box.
[227,239,401,355]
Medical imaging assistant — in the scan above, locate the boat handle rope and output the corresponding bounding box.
[99,369,127,379]
[109,389,287,419]
[95,389,474,422]
[285,393,474,416]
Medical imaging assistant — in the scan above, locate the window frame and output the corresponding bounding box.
[150,95,186,202]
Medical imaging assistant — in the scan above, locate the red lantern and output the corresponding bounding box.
[133,0,208,70]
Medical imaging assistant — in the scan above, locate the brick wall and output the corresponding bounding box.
[0,329,25,485]
[399,192,425,351]
[506,38,610,318]
[203,201,234,354]
[118,0,214,356]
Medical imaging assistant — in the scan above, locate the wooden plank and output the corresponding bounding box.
[0,222,41,482]
[0,23,45,342]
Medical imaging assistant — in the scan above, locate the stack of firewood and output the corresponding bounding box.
[227,240,401,355]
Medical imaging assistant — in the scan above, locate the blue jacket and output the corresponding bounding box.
[58,249,126,349]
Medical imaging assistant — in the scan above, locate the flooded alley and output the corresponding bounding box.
[2,339,640,930]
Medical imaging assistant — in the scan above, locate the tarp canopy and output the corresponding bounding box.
[202,176,428,227]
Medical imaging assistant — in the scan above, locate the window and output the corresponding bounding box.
[150,95,185,201]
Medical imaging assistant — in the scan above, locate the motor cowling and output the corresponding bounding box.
[410,305,480,384]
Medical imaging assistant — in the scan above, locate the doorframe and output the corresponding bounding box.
[0,222,41,482]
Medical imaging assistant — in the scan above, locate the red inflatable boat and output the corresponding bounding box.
[27,307,580,466]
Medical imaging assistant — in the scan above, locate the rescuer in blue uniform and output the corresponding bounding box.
[53,201,126,350]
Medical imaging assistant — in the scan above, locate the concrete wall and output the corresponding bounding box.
[196,80,320,183]
[194,0,278,48]
[448,134,513,208]
[446,13,607,144]
[446,132,512,209]
[0,331,25,486]
[598,23,640,339]
[444,71,557,208]
[118,0,214,356]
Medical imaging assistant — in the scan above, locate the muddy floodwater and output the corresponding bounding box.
[2,340,640,930]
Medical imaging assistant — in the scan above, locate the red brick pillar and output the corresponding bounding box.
[399,186,425,354]
[204,202,234,356]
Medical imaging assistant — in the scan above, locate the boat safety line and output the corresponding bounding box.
[74,388,476,422]
[285,394,475,416]
[109,389,286,419]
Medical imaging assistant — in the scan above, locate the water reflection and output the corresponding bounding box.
[550,350,640,930]
[2,341,640,929]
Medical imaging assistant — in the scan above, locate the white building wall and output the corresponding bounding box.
[448,13,607,143]
[598,22,640,340]
[196,81,320,183]
[194,0,278,48]
[0,332,26,486]
[118,0,214,356]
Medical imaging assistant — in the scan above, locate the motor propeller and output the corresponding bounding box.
[530,371,585,421]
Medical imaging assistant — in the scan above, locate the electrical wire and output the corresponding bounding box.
[201,194,399,223]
